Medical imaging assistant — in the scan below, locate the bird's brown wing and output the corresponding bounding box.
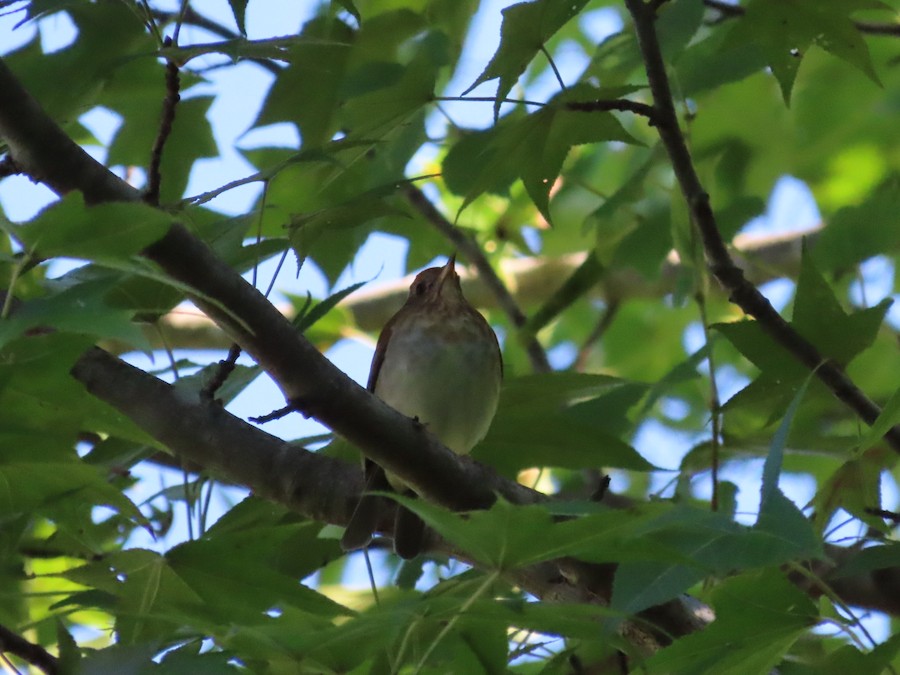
[366,312,397,393]
[341,311,400,552]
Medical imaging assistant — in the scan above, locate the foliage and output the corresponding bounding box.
[1,0,900,672]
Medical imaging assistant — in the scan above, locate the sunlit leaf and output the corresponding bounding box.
[465,0,590,120]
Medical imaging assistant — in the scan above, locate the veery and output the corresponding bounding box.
[340,255,503,558]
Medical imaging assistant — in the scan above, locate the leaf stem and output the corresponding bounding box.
[412,571,499,674]
[433,95,546,107]
[540,45,566,90]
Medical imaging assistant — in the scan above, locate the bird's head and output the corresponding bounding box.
[406,255,464,308]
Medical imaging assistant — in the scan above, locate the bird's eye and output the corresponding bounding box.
[414,281,428,296]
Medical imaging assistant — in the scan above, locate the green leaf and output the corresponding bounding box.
[475,373,653,475]
[560,503,822,573]
[254,18,355,146]
[292,280,366,332]
[227,0,248,35]
[655,0,705,64]
[17,194,173,263]
[714,320,806,383]
[753,374,823,558]
[0,278,151,351]
[642,570,818,674]
[2,333,158,447]
[831,541,900,578]
[792,249,889,366]
[760,373,813,505]
[394,496,561,569]
[333,0,361,22]
[3,2,150,129]
[464,0,590,120]
[107,93,218,204]
[856,384,900,453]
[813,176,900,272]
[724,0,882,104]
[288,184,408,264]
[611,561,705,616]
[812,455,883,533]
[339,28,446,140]
[166,522,349,621]
[444,85,636,222]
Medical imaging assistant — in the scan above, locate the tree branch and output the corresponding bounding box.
[702,0,900,37]
[624,0,900,453]
[341,225,821,331]
[0,623,58,675]
[69,346,697,649]
[144,37,181,206]
[566,98,660,123]
[70,347,900,631]
[150,7,283,73]
[140,224,822,351]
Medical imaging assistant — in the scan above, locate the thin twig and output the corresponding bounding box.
[696,293,721,511]
[249,402,300,424]
[566,98,660,123]
[433,95,547,107]
[138,0,165,45]
[145,37,182,206]
[855,20,900,37]
[200,343,242,401]
[172,0,191,46]
[184,169,267,205]
[151,8,281,73]
[624,0,900,453]
[865,507,900,523]
[702,0,900,37]
[0,623,58,675]
[402,184,552,373]
[574,299,619,372]
[540,45,567,90]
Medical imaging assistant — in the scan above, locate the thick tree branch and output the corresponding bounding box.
[624,0,900,452]
[0,623,58,675]
[70,346,699,648]
[70,348,900,630]
[342,225,820,332]
[142,224,822,350]
[0,54,517,516]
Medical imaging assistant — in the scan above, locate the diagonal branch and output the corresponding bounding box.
[0,623,58,675]
[624,0,900,453]
[145,37,182,206]
[70,346,702,649]
[70,347,900,628]
[0,54,505,516]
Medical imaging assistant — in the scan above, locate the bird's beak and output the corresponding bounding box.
[437,254,457,289]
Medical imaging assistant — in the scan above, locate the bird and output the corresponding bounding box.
[340,255,503,559]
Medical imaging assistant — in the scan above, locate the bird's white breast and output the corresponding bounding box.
[374,317,501,457]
